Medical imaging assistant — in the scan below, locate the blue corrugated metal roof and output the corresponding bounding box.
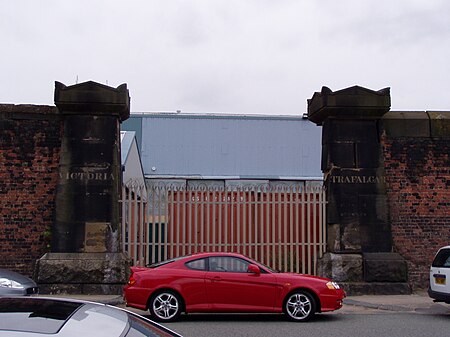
[121,113,322,179]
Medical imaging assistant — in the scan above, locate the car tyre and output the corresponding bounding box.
[284,290,316,322]
[149,290,183,322]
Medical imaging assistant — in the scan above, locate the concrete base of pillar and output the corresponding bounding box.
[317,252,411,295]
[317,253,363,282]
[35,252,131,295]
[341,282,411,296]
[363,252,408,282]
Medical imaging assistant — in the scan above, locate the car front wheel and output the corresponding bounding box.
[149,291,182,322]
[284,290,316,322]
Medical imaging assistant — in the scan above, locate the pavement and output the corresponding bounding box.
[41,294,125,306]
[41,290,450,315]
[343,290,450,315]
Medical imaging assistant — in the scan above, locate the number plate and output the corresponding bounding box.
[435,275,446,285]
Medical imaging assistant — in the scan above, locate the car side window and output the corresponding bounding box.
[185,258,206,271]
[209,257,250,273]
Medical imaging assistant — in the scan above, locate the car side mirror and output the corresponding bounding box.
[247,264,260,275]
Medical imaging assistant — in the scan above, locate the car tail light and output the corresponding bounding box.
[128,273,136,286]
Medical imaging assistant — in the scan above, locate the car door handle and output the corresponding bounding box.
[211,276,222,282]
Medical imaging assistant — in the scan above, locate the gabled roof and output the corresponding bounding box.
[121,131,135,164]
[120,131,146,191]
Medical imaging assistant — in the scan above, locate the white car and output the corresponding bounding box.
[0,297,182,337]
[428,245,450,304]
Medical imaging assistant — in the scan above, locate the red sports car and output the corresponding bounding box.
[123,252,345,322]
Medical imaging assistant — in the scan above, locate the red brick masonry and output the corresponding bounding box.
[0,105,61,276]
[382,132,450,288]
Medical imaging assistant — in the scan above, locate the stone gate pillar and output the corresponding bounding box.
[308,86,409,294]
[52,81,129,253]
[36,81,131,294]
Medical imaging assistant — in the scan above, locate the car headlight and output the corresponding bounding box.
[326,281,341,290]
[0,278,25,289]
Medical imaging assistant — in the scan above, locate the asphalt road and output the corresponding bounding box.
[124,305,450,337]
[164,313,449,337]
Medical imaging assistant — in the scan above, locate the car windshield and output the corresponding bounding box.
[246,257,279,273]
[432,248,450,268]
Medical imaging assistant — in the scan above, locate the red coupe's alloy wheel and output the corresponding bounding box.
[285,291,315,321]
[151,292,181,322]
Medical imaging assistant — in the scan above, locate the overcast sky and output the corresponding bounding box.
[1,0,449,115]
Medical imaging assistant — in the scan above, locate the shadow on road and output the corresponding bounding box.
[139,312,344,323]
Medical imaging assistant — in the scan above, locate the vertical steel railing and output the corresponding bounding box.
[121,182,327,275]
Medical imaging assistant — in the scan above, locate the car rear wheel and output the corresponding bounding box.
[284,290,316,322]
[149,291,182,322]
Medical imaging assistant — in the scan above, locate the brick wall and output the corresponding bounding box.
[0,104,61,277]
[381,112,450,288]
[1,103,449,291]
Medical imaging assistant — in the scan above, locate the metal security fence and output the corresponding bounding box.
[121,181,327,275]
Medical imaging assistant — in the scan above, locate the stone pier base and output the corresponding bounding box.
[317,252,411,295]
[35,253,130,295]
